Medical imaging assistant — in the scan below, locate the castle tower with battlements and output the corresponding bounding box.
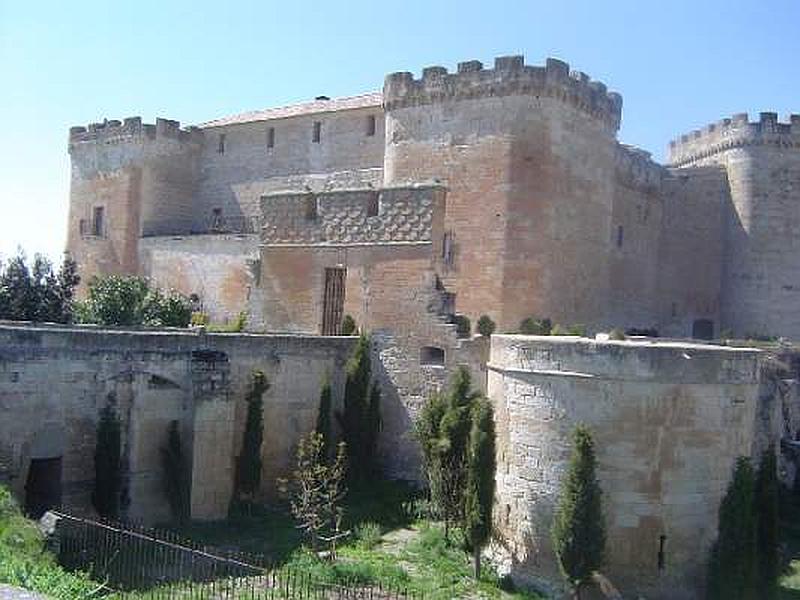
[669,113,800,338]
[60,54,800,600]
[65,55,800,340]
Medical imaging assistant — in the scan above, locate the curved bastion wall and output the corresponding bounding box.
[487,335,762,600]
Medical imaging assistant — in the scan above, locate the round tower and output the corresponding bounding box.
[382,56,623,331]
[669,113,800,339]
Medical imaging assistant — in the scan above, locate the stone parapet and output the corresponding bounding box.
[68,117,203,147]
[669,112,800,166]
[384,55,622,132]
[615,144,665,192]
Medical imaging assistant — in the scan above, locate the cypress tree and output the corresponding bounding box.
[707,456,757,600]
[464,397,496,578]
[551,425,606,599]
[316,375,333,460]
[413,366,481,539]
[235,370,269,502]
[92,401,122,519]
[336,334,381,480]
[755,447,779,599]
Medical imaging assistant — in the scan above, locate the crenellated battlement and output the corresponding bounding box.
[669,112,800,166]
[68,117,203,146]
[384,55,623,132]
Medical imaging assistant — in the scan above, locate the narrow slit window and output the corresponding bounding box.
[366,115,376,137]
[79,219,88,236]
[616,225,624,248]
[92,207,105,237]
[366,192,379,217]
[267,127,275,149]
[312,121,321,143]
[304,196,318,221]
[218,133,226,154]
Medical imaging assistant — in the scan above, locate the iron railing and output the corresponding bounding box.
[51,512,420,599]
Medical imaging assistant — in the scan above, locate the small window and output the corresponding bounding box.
[211,208,224,231]
[366,115,376,137]
[616,225,624,248]
[312,121,321,143]
[658,535,667,571]
[92,207,105,237]
[218,133,226,154]
[442,231,455,267]
[366,192,379,217]
[420,346,445,367]
[267,127,275,149]
[304,196,318,221]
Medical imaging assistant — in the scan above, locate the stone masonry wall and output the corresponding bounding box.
[488,335,761,600]
[669,113,800,339]
[195,105,384,228]
[0,322,353,523]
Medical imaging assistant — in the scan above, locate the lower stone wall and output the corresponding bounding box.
[0,322,353,523]
[487,335,761,600]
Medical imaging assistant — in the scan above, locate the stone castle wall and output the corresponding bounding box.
[383,57,622,332]
[195,104,384,228]
[0,322,353,523]
[669,112,800,339]
[488,335,762,600]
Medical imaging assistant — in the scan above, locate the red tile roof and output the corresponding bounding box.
[199,92,383,128]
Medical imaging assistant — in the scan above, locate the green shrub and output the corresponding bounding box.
[476,315,496,337]
[341,314,357,335]
[608,328,626,341]
[77,275,192,327]
[355,521,382,549]
[519,317,552,335]
[452,315,471,338]
[190,311,210,326]
[551,323,586,336]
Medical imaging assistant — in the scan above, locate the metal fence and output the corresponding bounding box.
[51,512,420,599]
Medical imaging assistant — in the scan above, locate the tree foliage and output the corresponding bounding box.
[464,397,496,578]
[92,401,122,519]
[551,425,606,598]
[0,251,79,323]
[77,275,192,327]
[519,317,552,335]
[755,447,779,599]
[235,370,269,503]
[476,315,496,337]
[279,432,347,557]
[414,366,484,540]
[340,314,357,335]
[707,456,757,600]
[161,421,191,523]
[336,334,381,480]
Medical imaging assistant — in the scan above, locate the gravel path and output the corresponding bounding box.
[0,585,49,600]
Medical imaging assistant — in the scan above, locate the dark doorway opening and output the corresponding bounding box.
[692,319,714,341]
[322,267,346,335]
[25,456,63,518]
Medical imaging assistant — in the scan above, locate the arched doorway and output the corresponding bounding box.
[24,423,66,518]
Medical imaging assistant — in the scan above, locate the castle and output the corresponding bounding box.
[2,54,795,598]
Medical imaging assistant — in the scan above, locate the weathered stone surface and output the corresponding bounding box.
[488,335,762,600]
[0,322,353,523]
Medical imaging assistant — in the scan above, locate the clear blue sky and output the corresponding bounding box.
[1,0,797,261]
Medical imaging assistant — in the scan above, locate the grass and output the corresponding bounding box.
[0,486,104,599]
[168,480,541,599]
[781,488,800,599]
